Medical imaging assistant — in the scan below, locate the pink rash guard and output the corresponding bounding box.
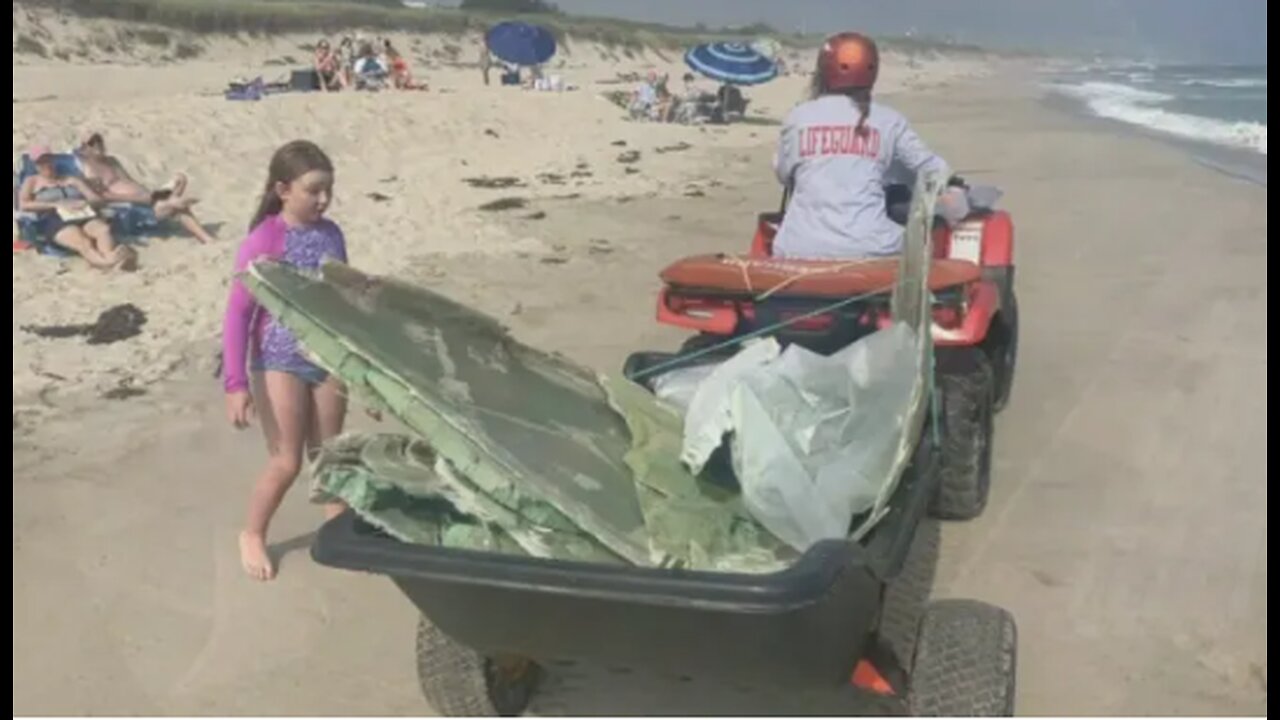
[221,215,347,393]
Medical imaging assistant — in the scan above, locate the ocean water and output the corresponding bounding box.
[1048,63,1267,158]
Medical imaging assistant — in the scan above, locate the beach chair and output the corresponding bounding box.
[13,152,158,256]
[674,93,716,125]
[13,154,80,256]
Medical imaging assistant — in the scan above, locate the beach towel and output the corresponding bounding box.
[224,77,266,101]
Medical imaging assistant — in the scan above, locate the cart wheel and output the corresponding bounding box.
[907,600,1016,717]
[930,349,995,521]
[415,615,541,717]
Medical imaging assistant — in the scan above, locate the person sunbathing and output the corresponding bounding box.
[76,131,217,244]
[18,145,136,270]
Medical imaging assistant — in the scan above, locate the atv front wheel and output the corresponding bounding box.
[415,615,541,716]
[907,599,1017,716]
[930,349,995,521]
[984,292,1019,413]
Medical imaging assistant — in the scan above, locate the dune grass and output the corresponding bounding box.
[19,0,999,60]
[21,0,788,50]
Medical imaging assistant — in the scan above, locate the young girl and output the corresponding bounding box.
[222,140,349,581]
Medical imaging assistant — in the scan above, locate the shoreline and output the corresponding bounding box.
[1039,82,1268,188]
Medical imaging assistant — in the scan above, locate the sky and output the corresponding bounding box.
[496,0,1268,65]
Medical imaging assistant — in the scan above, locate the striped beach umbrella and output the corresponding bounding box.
[684,42,779,86]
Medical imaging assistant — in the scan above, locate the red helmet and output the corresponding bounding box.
[817,32,879,91]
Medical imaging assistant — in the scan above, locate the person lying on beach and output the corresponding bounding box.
[772,32,965,260]
[18,145,136,270]
[77,131,217,244]
[222,139,352,581]
[313,39,346,92]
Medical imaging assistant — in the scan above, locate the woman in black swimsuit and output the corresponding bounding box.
[18,145,134,270]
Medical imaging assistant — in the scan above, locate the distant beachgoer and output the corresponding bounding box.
[629,70,660,119]
[681,72,710,100]
[351,41,389,90]
[674,72,714,124]
[713,83,750,124]
[18,144,134,270]
[77,131,217,244]
[772,32,963,259]
[337,36,356,86]
[222,140,351,581]
[498,61,521,86]
[655,73,677,122]
[384,40,426,90]
[313,39,346,91]
[480,44,493,86]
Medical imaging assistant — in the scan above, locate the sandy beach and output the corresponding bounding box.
[12,5,1268,716]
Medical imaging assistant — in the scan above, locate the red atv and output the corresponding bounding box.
[641,181,1018,520]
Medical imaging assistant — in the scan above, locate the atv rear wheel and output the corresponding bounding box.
[415,615,541,716]
[930,349,995,521]
[907,599,1017,716]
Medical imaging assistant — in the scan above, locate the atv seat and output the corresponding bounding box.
[660,254,982,299]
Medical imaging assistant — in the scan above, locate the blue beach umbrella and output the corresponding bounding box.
[684,42,778,86]
[484,21,557,67]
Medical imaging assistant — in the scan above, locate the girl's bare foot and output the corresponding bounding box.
[239,531,276,581]
[323,502,348,521]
